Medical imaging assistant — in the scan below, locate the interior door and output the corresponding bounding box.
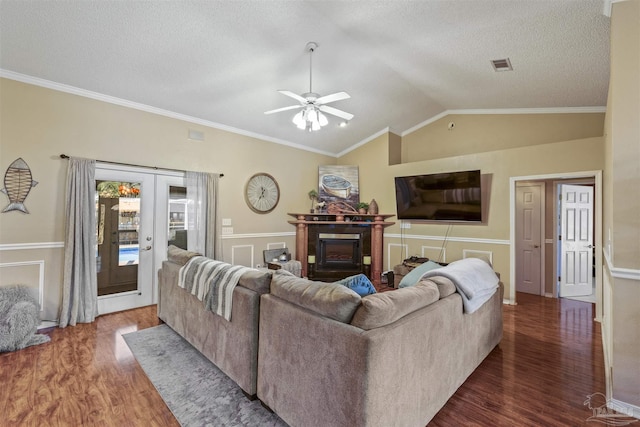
[96,167,155,314]
[515,182,544,295]
[559,184,594,297]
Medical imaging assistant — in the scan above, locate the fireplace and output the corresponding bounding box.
[308,225,371,281]
[289,213,395,285]
[318,233,361,271]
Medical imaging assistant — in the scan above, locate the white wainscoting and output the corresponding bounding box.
[386,243,408,271]
[266,242,287,249]
[421,246,446,263]
[463,249,493,264]
[230,245,255,268]
[384,233,510,246]
[0,260,45,310]
[0,242,64,251]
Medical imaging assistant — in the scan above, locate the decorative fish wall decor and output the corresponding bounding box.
[1,158,38,214]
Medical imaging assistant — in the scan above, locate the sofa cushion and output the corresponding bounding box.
[398,260,443,288]
[238,269,273,294]
[167,245,201,265]
[350,280,440,330]
[421,276,457,299]
[336,274,376,296]
[271,274,362,323]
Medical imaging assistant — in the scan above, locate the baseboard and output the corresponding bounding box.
[38,320,57,330]
[608,398,640,420]
[544,293,554,298]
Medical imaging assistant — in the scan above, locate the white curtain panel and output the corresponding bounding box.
[59,157,98,327]
[186,171,221,259]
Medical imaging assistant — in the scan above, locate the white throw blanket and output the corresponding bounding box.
[178,256,252,321]
[421,258,499,313]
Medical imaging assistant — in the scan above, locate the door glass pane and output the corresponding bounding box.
[168,186,188,250]
[96,180,140,296]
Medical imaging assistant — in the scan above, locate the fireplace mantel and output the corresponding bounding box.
[288,213,395,285]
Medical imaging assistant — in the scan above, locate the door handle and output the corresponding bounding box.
[586,245,593,249]
[533,245,540,248]
[141,245,152,251]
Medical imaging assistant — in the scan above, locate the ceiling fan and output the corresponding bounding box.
[264,42,354,131]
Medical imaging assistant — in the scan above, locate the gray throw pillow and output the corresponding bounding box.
[271,274,362,323]
[350,280,440,330]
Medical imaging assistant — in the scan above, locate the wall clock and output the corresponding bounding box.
[245,173,280,214]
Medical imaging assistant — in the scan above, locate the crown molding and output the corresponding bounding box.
[0,69,337,158]
[2,69,607,159]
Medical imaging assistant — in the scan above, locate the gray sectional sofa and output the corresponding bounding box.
[157,246,272,397]
[257,271,503,427]
[157,246,503,426]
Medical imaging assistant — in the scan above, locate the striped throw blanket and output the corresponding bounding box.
[178,256,253,321]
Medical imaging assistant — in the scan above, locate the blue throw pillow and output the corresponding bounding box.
[336,274,377,296]
[398,260,443,288]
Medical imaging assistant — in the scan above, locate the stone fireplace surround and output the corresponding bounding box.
[288,213,395,285]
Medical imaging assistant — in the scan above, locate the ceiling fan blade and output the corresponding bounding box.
[278,90,307,104]
[318,105,354,121]
[316,92,350,105]
[264,105,302,115]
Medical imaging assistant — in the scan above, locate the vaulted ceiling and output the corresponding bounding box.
[0,1,611,156]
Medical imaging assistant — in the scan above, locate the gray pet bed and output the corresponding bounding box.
[0,285,51,352]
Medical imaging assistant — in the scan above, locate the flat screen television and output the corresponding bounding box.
[394,170,482,222]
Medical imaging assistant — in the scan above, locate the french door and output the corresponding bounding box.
[95,167,154,314]
[95,165,186,315]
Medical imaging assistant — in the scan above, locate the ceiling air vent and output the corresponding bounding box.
[491,58,513,72]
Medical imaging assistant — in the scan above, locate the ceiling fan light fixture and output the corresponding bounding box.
[318,112,328,127]
[265,41,353,131]
[293,111,306,129]
[307,109,318,123]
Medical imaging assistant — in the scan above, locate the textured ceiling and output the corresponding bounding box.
[0,1,610,156]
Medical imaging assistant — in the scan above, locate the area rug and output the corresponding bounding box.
[123,324,288,427]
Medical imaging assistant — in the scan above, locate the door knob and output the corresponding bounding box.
[534,245,540,248]
[141,245,152,251]
[146,236,153,241]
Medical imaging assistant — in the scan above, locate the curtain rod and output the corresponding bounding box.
[59,154,223,177]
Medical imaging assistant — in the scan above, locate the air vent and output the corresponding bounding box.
[188,129,204,141]
[491,58,513,72]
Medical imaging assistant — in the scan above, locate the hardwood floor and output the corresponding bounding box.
[0,293,604,426]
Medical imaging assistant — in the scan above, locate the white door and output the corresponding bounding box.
[515,183,544,295]
[96,166,156,314]
[560,184,594,297]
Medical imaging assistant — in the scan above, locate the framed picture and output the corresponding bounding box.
[318,165,359,208]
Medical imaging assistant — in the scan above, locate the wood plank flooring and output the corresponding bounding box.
[0,293,604,426]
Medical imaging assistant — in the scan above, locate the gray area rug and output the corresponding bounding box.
[123,324,288,427]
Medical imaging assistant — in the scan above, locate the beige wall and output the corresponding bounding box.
[604,0,640,409]
[339,119,604,300]
[402,113,605,162]
[0,78,336,321]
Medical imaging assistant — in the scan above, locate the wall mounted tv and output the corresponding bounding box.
[394,170,482,222]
